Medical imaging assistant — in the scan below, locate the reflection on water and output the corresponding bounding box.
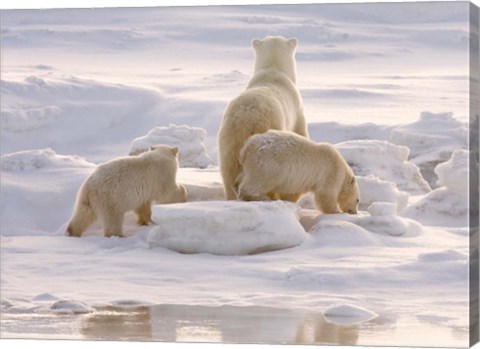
[80,304,365,345]
[1,303,468,347]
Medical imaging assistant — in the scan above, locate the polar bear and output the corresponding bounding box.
[237,130,360,214]
[66,145,187,238]
[218,36,308,200]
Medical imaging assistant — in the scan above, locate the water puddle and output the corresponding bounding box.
[1,304,468,347]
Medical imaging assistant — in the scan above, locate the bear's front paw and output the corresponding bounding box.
[65,226,82,237]
[137,217,151,226]
[104,232,125,238]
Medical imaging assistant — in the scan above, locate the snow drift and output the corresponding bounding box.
[1,148,94,171]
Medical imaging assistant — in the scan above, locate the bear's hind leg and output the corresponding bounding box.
[220,155,241,200]
[66,191,96,237]
[314,190,340,214]
[135,201,152,226]
[101,211,125,238]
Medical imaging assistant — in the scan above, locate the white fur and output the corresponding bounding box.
[218,36,308,200]
[238,130,360,214]
[66,145,187,237]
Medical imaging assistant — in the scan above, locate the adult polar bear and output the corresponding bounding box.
[218,36,308,200]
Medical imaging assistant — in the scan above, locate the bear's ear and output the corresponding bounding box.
[149,145,157,151]
[170,146,179,157]
[350,176,356,185]
[252,38,262,50]
[287,38,298,50]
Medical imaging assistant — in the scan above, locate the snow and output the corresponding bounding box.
[367,202,397,216]
[0,2,474,346]
[148,201,307,255]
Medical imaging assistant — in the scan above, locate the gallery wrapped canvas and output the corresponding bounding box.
[0,1,479,348]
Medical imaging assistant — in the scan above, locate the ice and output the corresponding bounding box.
[434,149,469,196]
[401,189,468,228]
[297,175,409,213]
[309,112,468,190]
[129,124,214,168]
[45,300,94,315]
[401,150,470,227]
[357,175,410,212]
[390,112,468,187]
[148,201,307,255]
[336,140,431,194]
[323,304,378,326]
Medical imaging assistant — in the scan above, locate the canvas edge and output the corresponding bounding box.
[470,1,480,347]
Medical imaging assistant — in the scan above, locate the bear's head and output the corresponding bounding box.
[338,174,360,214]
[251,36,298,82]
[149,145,179,158]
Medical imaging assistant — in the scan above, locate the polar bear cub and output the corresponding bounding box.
[66,145,187,238]
[218,36,308,200]
[237,130,360,214]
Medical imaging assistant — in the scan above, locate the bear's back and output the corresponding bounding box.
[87,151,174,190]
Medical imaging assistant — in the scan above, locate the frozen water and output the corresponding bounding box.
[148,200,307,255]
[129,124,214,168]
[390,112,468,188]
[323,304,378,326]
[402,150,470,227]
[336,140,431,194]
[434,149,469,196]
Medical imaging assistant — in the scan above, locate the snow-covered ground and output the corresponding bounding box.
[1,2,477,347]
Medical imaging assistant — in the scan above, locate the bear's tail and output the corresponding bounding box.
[219,140,242,200]
[66,185,96,237]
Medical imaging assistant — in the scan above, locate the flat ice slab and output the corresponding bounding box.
[323,304,378,326]
[148,201,307,255]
